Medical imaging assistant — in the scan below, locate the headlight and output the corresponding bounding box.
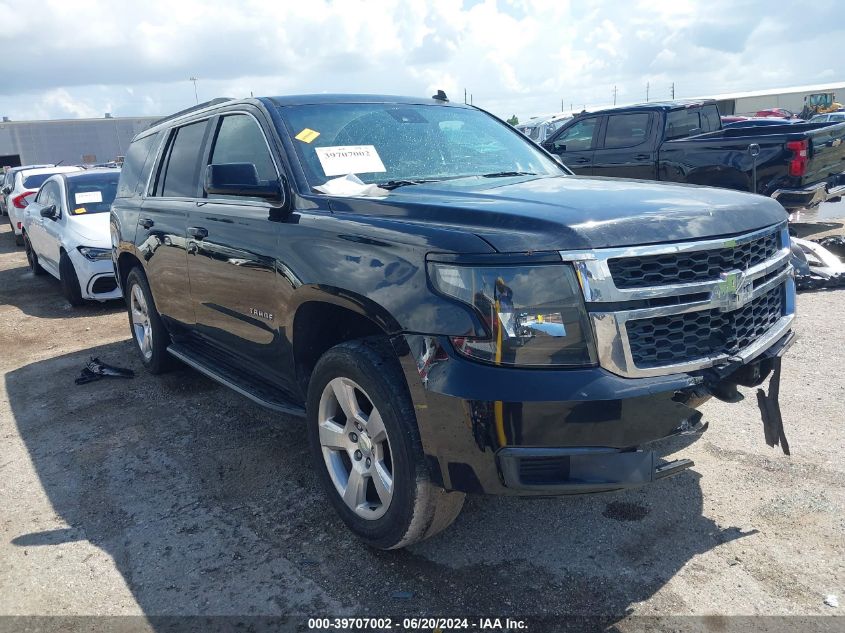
[429,262,596,367]
[77,246,112,261]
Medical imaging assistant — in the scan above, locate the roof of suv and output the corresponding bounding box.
[142,94,473,136]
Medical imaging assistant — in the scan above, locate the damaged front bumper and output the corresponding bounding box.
[392,330,795,496]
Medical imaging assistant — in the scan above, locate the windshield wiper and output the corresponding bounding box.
[376,178,444,190]
[480,171,538,178]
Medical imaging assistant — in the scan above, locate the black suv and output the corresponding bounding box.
[111,94,795,549]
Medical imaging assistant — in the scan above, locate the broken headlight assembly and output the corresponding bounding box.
[429,262,597,367]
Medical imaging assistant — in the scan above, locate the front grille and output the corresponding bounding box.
[91,276,118,294]
[625,284,785,368]
[608,229,780,289]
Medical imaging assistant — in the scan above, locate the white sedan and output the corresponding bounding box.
[22,169,122,305]
[5,165,82,245]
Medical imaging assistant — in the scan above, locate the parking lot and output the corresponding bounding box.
[0,217,843,624]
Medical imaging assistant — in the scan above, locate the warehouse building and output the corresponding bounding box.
[697,81,845,116]
[0,114,160,168]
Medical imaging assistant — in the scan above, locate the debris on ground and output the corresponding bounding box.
[825,595,839,608]
[791,237,845,291]
[74,357,135,385]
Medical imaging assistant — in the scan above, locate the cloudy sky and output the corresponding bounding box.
[1,0,842,122]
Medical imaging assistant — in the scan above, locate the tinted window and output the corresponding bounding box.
[36,180,61,207]
[603,113,650,149]
[117,133,158,198]
[665,107,717,140]
[67,172,120,214]
[160,121,207,198]
[554,118,598,151]
[210,114,277,182]
[700,105,720,132]
[23,173,57,189]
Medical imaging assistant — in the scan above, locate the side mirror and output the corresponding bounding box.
[205,163,282,200]
[1,185,10,195]
[40,205,58,219]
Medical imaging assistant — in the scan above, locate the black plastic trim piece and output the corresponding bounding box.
[167,343,306,417]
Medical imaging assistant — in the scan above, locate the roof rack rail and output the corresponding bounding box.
[150,97,236,128]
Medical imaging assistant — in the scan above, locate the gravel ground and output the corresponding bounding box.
[0,217,843,630]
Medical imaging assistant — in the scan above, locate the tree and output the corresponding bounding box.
[506,114,519,126]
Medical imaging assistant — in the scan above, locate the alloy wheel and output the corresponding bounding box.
[130,284,153,360]
[317,377,394,520]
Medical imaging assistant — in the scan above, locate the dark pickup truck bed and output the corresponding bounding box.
[544,100,845,211]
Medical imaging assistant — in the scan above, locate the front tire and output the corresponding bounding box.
[59,251,84,306]
[23,234,46,275]
[306,338,464,549]
[126,267,174,374]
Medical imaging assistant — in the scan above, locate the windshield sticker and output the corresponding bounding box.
[72,207,87,215]
[315,145,386,177]
[75,191,103,204]
[295,128,321,143]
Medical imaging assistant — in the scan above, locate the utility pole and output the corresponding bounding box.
[470,93,473,105]
[561,98,564,112]
[189,77,199,104]
[464,88,467,104]
[612,85,618,106]
[670,82,675,99]
[646,81,650,102]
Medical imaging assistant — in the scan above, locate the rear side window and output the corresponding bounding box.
[666,106,719,140]
[116,133,159,198]
[209,114,277,182]
[603,113,651,149]
[700,106,720,132]
[22,173,56,189]
[159,121,208,198]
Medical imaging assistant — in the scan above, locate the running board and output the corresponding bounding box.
[167,343,306,418]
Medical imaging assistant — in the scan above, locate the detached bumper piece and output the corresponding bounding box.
[497,447,693,494]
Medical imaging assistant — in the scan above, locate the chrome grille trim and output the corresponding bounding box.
[561,223,795,378]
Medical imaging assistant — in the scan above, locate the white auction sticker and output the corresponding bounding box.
[315,145,386,177]
[75,191,103,204]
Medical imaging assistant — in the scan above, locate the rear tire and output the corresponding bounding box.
[126,267,174,374]
[23,234,46,275]
[306,337,464,549]
[13,231,23,246]
[59,251,84,306]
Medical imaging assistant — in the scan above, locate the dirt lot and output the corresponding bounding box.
[0,217,843,629]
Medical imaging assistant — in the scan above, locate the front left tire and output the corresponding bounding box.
[59,251,84,306]
[306,337,465,549]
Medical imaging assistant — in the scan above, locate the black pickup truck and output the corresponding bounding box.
[543,100,845,211]
[112,94,795,549]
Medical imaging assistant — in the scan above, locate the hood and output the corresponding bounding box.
[326,175,788,252]
[67,212,111,246]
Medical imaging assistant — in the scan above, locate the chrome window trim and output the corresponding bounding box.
[561,223,795,378]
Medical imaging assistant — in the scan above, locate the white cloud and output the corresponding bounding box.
[0,0,841,122]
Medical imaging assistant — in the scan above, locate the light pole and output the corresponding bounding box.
[189,77,198,104]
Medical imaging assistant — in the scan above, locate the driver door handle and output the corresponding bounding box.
[187,226,208,240]
[573,157,591,164]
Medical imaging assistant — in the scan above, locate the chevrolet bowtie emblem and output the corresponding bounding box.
[713,270,753,312]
